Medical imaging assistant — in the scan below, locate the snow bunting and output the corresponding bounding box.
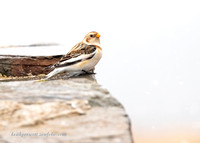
[45,31,102,79]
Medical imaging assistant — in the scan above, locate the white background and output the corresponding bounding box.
[0,0,200,143]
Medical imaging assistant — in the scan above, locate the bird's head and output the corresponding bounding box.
[83,31,101,45]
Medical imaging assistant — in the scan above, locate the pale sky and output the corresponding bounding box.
[0,1,200,143]
[0,0,199,46]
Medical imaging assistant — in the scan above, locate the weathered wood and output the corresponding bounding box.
[0,44,134,143]
[0,44,66,76]
[0,75,134,143]
[0,55,63,76]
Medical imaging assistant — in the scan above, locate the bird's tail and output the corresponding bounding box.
[45,68,63,80]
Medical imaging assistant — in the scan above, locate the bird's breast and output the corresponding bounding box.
[79,48,102,70]
[93,48,102,63]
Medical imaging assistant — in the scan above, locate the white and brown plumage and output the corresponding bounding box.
[45,31,102,79]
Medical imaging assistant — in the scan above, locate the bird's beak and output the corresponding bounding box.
[96,33,101,38]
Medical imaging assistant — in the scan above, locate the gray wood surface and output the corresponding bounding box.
[0,75,134,143]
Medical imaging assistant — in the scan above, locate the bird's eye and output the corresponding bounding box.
[90,35,94,37]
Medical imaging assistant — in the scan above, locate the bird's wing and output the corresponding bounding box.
[54,43,96,68]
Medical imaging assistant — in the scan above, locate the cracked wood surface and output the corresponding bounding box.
[0,75,134,143]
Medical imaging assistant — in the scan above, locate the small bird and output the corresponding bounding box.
[45,31,102,80]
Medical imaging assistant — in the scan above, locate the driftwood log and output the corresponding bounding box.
[0,44,134,143]
[0,75,134,143]
[0,44,65,76]
[0,55,63,76]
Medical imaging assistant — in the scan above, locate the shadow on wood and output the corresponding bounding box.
[0,55,63,76]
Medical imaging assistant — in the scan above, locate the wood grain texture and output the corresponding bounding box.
[0,55,63,76]
[0,75,134,143]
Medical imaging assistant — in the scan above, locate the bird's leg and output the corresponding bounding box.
[82,68,96,74]
[90,68,96,74]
